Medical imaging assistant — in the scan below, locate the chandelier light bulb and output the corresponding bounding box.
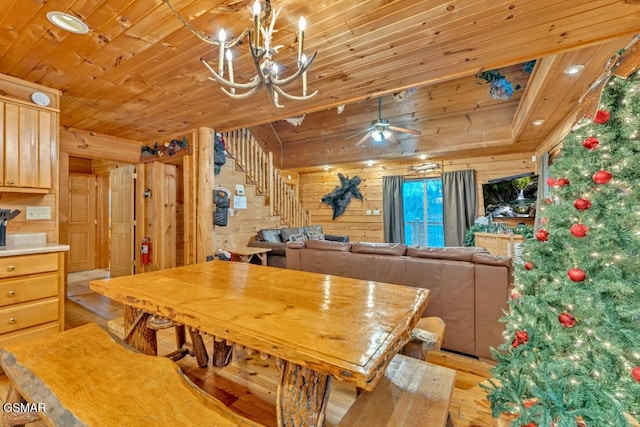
[252,0,261,16]
[298,16,306,31]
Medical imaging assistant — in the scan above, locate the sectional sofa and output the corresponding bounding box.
[285,240,513,360]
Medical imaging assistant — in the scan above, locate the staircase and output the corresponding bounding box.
[222,128,310,228]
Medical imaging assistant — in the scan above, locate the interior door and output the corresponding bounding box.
[68,173,97,272]
[110,165,135,277]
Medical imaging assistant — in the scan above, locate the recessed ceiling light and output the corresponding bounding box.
[564,64,584,75]
[323,165,330,171]
[532,119,545,126]
[366,160,374,167]
[46,11,89,34]
[419,154,427,160]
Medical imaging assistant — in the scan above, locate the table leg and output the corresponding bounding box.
[212,337,234,367]
[277,361,332,427]
[124,306,157,356]
[257,252,268,266]
[238,255,253,263]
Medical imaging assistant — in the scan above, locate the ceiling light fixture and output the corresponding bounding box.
[532,119,545,126]
[564,64,585,75]
[366,160,374,167]
[164,0,317,108]
[46,11,89,34]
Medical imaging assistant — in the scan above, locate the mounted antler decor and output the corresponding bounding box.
[164,0,317,107]
[321,173,363,220]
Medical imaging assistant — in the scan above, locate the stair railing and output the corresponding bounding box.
[222,129,310,228]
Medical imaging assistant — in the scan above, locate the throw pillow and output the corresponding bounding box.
[280,227,303,242]
[258,229,282,243]
[303,225,324,238]
[288,233,307,243]
[306,230,325,240]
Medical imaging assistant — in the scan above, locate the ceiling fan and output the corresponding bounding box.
[349,97,422,146]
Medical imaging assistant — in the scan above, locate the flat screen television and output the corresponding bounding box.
[482,173,538,218]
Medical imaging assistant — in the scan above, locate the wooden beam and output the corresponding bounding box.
[60,127,140,163]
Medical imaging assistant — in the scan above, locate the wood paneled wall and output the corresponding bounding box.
[212,154,281,252]
[298,152,535,243]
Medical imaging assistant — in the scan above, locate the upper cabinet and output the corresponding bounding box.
[0,74,59,193]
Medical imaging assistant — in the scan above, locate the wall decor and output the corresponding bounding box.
[321,173,363,220]
[214,133,226,175]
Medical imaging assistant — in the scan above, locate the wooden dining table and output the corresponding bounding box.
[90,261,430,427]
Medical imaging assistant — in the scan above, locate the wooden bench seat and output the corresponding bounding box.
[400,317,446,361]
[337,354,456,427]
[0,323,262,427]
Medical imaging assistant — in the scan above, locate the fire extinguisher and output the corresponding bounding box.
[141,237,151,265]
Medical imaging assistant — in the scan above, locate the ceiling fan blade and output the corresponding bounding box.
[387,132,401,145]
[346,126,374,140]
[355,131,374,146]
[388,125,422,135]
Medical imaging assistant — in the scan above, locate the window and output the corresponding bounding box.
[403,178,444,247]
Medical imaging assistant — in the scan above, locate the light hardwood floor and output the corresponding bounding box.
[0,269,512,427]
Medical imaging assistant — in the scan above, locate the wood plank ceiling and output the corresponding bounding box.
[0,0,639,169]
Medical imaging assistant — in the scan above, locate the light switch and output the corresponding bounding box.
[26,207,51,220]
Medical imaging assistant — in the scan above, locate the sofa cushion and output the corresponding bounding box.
[407,246,488,262]
[472,252,512,267]
[257,228,282,243]
[288,233,307,243]
[303,225,325,240]
[304,239,352,252]
[281,227,303,242]
[351,242,407,256]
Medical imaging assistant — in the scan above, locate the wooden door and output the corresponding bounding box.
[68,174,97,273]
[110,165,135,277]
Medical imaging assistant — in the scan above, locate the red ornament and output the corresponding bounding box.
[536,229,549,242]
[545,197,553,204]
[582,136,600,150]
[540,217,548,224]
[521,423,537,427]
[512,330,529,348]
[555,178,570,187]
[523,398,537,408]
[574,198,592,211]
[546,177,557,187]
[592,170,612,184]
[510,289,522,299]
[570,223,589,238]
[524,262,534,270]
[558,312,576,327]
[568,268,586,282]
[593,110,611,124]
[632,366,640,382]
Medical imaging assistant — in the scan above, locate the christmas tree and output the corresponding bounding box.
[486,67,640,426]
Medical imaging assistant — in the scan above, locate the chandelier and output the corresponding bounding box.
[163,0,316,108]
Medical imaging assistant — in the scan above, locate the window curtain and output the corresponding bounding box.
[534,152,549,233]
[442,169,477,247]
[383,175,405,243]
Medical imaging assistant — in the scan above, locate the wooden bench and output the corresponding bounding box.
[338,353,456,426]
[400,316,446,361]
[0,323,262,427]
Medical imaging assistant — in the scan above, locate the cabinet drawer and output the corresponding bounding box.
[0,299,58,334]
[0,273,58,307]
[0,322,59,348]
[0,253,58,279]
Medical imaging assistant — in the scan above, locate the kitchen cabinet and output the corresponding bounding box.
[0,251,64,347]
[1,100,55,191]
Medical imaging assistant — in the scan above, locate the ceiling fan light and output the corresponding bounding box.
[371,130,383,142]
[383,130,392,139]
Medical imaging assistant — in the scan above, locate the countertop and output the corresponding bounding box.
[0,242,69,257]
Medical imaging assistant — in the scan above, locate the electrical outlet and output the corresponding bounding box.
[366,210,372,215]
[373,209,380,215]
[26,207,51,220]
